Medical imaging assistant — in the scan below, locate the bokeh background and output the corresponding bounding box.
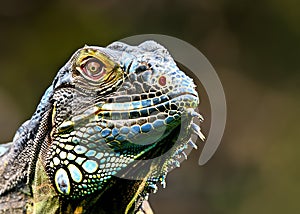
[0,0,299,213]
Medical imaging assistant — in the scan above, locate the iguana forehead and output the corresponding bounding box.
[107,41,177,73]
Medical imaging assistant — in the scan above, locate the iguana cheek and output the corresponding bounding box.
[55,168,71,195]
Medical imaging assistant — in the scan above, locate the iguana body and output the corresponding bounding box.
[0,41,204,213]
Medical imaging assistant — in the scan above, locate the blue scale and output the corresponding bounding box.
[141,99,151,107]
[101,129,111,138]
[116,135,126,142]
[153,120,164,128]
[131,125,141,134]
[68,164,83,183]
[141,123,152,133]
[120,127,130,134]
[165,116,174,125]
[131,101,142,109]
[111,128,119,136]
[82,160,98,173]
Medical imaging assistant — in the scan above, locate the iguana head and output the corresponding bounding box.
[39,41,203,198]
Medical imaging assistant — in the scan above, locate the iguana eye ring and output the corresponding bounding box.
[81,58,106,81]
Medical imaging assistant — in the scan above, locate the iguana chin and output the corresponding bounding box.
[0,41,204,214]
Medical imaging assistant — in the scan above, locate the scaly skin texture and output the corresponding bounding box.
[0,41,204,213]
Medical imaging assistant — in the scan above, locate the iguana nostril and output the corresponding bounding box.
[158,75,166,86]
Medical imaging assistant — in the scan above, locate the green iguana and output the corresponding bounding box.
[0,41,204,213]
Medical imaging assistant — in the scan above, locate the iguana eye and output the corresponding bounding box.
[82,58,106,80]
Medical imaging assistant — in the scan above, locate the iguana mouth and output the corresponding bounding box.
[57,92,198,134]
[99,92,198,115]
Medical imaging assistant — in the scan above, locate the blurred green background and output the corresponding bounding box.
[0,0,299,213]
